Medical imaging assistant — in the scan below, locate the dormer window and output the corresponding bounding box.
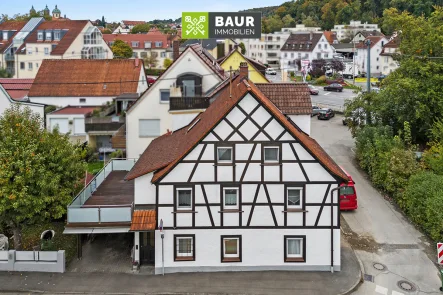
[54,30,61,41]
[2,31,8,41]
[155,41,162,48]
[46,31,52,41]
[131,41,139,48]
[145,42,151,48]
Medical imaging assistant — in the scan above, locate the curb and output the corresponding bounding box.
[338,250,364,295]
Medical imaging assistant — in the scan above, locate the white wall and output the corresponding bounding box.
[0,86,44,119]
[126,49,222,158]
[46,113,86,135]
[134,173,156,205]
[289,115,310,135]
[356,37,388,75]
[29,96,114,107]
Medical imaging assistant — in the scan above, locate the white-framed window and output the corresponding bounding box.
[223,188,238,209]
[221,236,241,262]
[144,42,151,48]
[44,47,49,55]
[217,147,232,163]
[264,146,279,163]
[159,89,170,103]
[155,41,163,47]
[160,52,166,58]
[27,48,32,54]
[131,41,139,48]
[28,62,33,70]
[36,63,39,69]
[46,31,52,41]
[287,187,302,208]
[37,31,43,40]
[54,30,61,41]
[174,235,195,261]
[3,31,8,40]
[139,119,160,137]
[284,236,305,262]
[176,188,192,210]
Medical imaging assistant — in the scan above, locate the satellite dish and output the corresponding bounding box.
[41,230,55,240]
[0,234,9,250]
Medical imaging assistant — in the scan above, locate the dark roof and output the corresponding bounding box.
[116,93,140,100]
[189,44,226,80]
[255,83,312,115]
[181,39,219,50]
[16,20,89,55]
[355,36,385,49]
[126,76,348,182]
[0,78,33,100]
[0,21,27,53]
[29,59,144,97]
[357,30,384,38]
[384,36,400,48]
[331,43,354,49]
[281,33,324,52]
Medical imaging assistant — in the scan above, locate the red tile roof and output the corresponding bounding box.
[126,77,348,182]
[255,83,312,115]
[130,210,156,231]
[122,20,146,26]
[355,36,385,49]
[0,79,34,100]
[102,34,169,49]
[49,106,98,115]
[16,20,89,56]
[0,21,27,53]
[323,31,338,44]
[281,33,324,52]
[29,59,144,97]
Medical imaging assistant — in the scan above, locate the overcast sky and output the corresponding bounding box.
[2,0,283,22]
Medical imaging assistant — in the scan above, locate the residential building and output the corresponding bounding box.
[280,32,336,71]
[0,20,28,76]
[12,19,112,79]
[124,75,345,274]
[0,78,33,100]
[323,31,338,45]
[126,43,227,158]
[332,21,380,42]
[0,84,44,118]
[112,25,130,35]
[112,21,146,34]
[355,36,389,76]
[180,39,238,60]
[380,36,400,75]
[238,26,321,68]
[352,30,385,44]
[103,34,171,69]
[217,49,269,83]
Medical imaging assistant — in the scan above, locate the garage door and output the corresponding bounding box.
[50,118,69,134]
[74,118,85,134]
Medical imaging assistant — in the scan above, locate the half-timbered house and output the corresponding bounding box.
[125,75,348,274]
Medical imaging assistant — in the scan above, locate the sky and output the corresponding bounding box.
[1,0,284,22]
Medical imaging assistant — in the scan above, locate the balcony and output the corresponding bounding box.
[85,116,125,132]
[5,54,14,61]
[66,159,137,227]
[169,96,210,111]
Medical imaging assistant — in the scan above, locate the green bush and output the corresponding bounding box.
[306,74,311,81]
[82,145,98,163]
[314,75,326,85]
[44,105,57,114]
[290,71,295,78]
[145,68,165,76]
[110,149,125,158]
[401,172,443,241]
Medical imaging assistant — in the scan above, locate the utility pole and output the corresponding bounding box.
[352,41,355,85]
[365,39,371,93]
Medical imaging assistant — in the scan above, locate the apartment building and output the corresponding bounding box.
[332,20,380,41]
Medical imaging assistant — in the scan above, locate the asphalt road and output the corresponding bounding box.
[310,115,442,295]
[310,87,358,111]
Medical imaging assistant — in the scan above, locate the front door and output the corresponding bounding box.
[182,80,195,97]
[140,232,155,265]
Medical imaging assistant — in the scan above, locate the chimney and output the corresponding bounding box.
[173,40,180,61]
[239,62,248,79]
[134,58,139,67]
[310,31,313,40]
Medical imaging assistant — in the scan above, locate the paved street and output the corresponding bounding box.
[311,115,443,295]
[310,87,358,111]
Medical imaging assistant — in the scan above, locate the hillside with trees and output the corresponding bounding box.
[241,6,279,17]
[256,0,440,33]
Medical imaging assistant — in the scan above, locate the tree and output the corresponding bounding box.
[0,68,12,78]
[131,23,151,34]
[144,52,158,68]
[102,28,112,34]
[302,16,319,27]
[282,14,296,27]
[163,58,173,68]
[239,42,246,55]
[0,105,85,249]
[111,39,133,59]
[310,59,327,78]
[330,59,344,73]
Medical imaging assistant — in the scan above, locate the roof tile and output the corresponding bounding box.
[130,210,156,231]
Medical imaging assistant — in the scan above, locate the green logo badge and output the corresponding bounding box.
[182,12,209,39]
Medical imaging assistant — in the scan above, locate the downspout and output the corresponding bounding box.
[330,186,341,273]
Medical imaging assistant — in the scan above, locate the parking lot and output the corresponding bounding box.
[310,86,358,112]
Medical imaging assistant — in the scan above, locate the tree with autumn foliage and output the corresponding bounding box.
[0,105,85,249]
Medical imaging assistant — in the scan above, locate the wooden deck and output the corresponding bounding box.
[83,171,134,206]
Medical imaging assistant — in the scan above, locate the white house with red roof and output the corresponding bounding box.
[380,35,400,75]
[0,79,33,101]
[0,84,44,118]
[355,36,389,76]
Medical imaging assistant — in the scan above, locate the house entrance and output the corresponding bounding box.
[140,232,155,265]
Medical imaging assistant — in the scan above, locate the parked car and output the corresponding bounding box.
[317,108,335,120]
[147,77,157,84]
[339,167,358,210]
[312,105,321,117]
[265,68,277,75]
[308,85,319,95]
[324,83,343,92]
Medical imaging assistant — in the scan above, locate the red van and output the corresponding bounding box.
[339,167,358,210]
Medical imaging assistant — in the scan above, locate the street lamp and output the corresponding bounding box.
[364,39,371,93]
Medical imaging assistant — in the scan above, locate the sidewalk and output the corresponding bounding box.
[0,242,361,295]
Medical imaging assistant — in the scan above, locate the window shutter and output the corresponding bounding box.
[139,119,160,137]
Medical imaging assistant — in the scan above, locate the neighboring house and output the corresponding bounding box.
[181,39,238,60]
[0,84,44,118]
[352,30,385,44]
[217,49,269,83]
[0,20,28,77]
[13,18,113,79]
[124,75,346,274]
[355,36,389,76]
[112,21,146,34]
[126,43,227,158]
[323,31,339,45]
[28,59,147,107]
[0,78,33,101]
[103,34,171,69]
[332,20,380,41]
[122,20,146,30]
[380,36,400,75]
[238,25,321,68]
[46,106,97,144]
[112,24,130,34]
[280,32,335,71]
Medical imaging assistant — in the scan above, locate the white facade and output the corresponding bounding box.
[289,115,311,135]
[355,37,388,76]
[126,49,222,158]
[29,96,114,108]
[112,25,130,34]
[332,21,380,41]
[133,93,342,274]
[0,85,44,119]
[380,45,399,75]
[46,113,88,143]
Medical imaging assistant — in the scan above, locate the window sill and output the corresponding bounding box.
[172,210,197,214]
[285,257,305,263]
[160,101,170,104]
[174,256,195,261]
[218,210,243,213]
[283,209,307,213]
[222,258,241,263]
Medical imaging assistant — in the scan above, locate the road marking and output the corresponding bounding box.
[375,285,388,295]
[324,92,331,96]
[391,291,404,295]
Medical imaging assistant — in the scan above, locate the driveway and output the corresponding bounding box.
[310,115,442,295]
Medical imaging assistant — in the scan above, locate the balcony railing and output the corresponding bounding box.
[85,116,125,132]
[170,96,210,111]
[67,158,137,225]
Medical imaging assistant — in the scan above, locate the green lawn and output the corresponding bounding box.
[87,161,104,174]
